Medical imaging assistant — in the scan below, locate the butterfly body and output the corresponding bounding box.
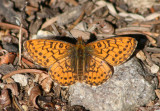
[24,37,137,86]
[75,37,86,82]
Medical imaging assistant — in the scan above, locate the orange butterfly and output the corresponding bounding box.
[24,37,137,86]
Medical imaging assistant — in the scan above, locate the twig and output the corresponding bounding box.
[145,47,160,53]
[18,24,22,66]
[2,69,47,80]
[22,57,35,68]
[0,22,28,37]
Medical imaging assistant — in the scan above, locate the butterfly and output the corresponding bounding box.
[24,37,137,86]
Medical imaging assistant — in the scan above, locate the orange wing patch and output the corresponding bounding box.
[84,55,112,86]
[49,56,77,86]
[86,37,137,66]
[24,39,74,68]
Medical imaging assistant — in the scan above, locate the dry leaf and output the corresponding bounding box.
[119,12,145,21]
[70,29,90,40]
[95,1,117,16]
[155,89,160,99]
[12,74,28,86]
[41,77,52,93]
[0,50,16,65]
[28,85,41,108]
[4,83,19,96]
[145,12,160,21]
[0,89,11,107]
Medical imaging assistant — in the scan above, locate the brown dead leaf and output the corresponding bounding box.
[1,35,19,44]
[28,85,41,108]
[40,77,52,93]
[42,6,82,29]
[0,89,11,107]
[35,72,52,93]
[155,89,160,99]
[151,53,160,64]
[0,50,16,65]
[97,21,114,34]
[4,83,19,96]
[70,29,90,40]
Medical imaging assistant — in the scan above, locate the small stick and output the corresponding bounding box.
[18,24,22,66]
[0,22,28,37]
[2,69,47,80]
[22,57,35,68]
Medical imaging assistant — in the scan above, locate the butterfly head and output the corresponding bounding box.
[76,37,86,46]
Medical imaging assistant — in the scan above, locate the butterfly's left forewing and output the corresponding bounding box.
[24,39,74,68]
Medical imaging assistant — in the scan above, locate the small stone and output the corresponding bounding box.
[12,74,28,86]
[69,57,156,111]
[136,50,146,61]
[151,64,159,74]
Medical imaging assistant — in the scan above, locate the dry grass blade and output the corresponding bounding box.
[18,24,22,66]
